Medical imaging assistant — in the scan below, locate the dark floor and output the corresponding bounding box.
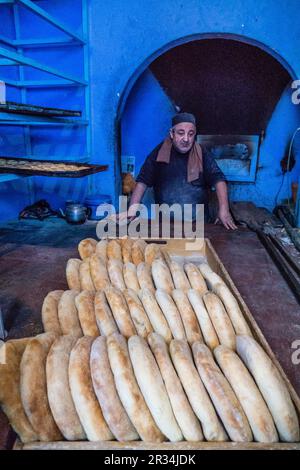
[0,218,300,448]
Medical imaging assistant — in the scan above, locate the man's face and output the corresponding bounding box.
[170,122,196,154]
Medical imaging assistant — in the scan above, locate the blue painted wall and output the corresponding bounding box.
[1,0,300,222]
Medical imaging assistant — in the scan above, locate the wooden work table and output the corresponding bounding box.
[0,219,299,449]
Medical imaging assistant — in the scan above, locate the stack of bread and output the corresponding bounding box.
[0,237,299,445]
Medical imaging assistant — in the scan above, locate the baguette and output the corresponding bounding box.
[167,259,191,293]
[184,263,208,295]
[75,290,99,336]
[79,258,95,292]
[214,345,278,442]
[107,259,126,291]
[139,288,172,343]
[107,333,164,442]
[41,290,64,335]
[123,288,153,338]
[152,259,174,293]
[137,262,155,293]
[90,337,138,441]
[170,340,227,441]
[95,239,108,263]
[203,292,236,350]
[187,289,219,349]
[198,263,225,289]
[94,290,119,336]
[69,336,113,441]
[171,289,203,344]
[46,335,86,440]
[20,333,62,441]
[144,243,163,265]
[89,254,110,290]
[123,262,140,292]
[107,239,122,261]
[121,238,134,263]
[128,336,183,441]
[58,290,82,338]
[78,238,97,260]
[66,259,82,291]
[105,286,136,337]
[148,333,203,441]
[131,239,147,265]
[236,335,300,442]
[155,289,186,341]
[192,342,252,442]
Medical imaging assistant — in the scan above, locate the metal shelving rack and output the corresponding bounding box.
[0,0,91,184]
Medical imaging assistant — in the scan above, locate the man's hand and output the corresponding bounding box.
[214,207,237,230]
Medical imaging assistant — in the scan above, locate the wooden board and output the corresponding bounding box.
[14,238,300,450]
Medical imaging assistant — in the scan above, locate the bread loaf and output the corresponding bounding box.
[214,345,278,443]
[46,335,86,440]
[121,238,134,263]
[139,289,172,343]
[155,289,186,340]
[184,263,208,295]
[128,335,183,441]
[94,290,119,336]
[187,289,219,349]
[144,243,163,265]
[58,290,82,338]
[20,333,62,441]
[236,335,300,442]
[137,262,155,293]
[79,258,95,292]
[66,259,82,291]
[89,254,110,290]
[107,239,122,261]
[198,263,225,289]
[75,290,99,336]
[105,286,136,337]
[131,239,147,265]
[148,333,203,441]
[192,342,252,442]
[123,262,140,292]
[170,340,227,441]
[0,339,37,443]
[78,238,97,260]
[123,288,153,338]
[42,290,63,335]
[69,336,113,441]
[107,259,126,291]
[152,259,174,293]
[107,333,164,442]
[167,259,191,293]
[95,239,108,263]
[203,292,236,350]
[90,337,138,441]
[171,289,203,344]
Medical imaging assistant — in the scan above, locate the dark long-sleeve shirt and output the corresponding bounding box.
[136,143,226,218]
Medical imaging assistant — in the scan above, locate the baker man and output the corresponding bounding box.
[122,112,236,230]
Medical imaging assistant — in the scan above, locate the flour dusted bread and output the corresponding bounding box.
[236,335,300,442]
[184,263,208,295]
[46,335,86,440]
[95,239,108,263]
[192,342,252,442]
[172,289,203,344]
[123,262,140,292]
[0,339,37,443]
[121,238,133,263]
[75,290,99,336]
[20,332,62,441]
[108,258,126,291]
[166,258,191,293]
[69,336,113,441]
[137,262,155,292]
[213,283,252,336]
[107,239,122,261]
[123,288,153,338]
[58,290,82,337]
[105,286,136,337]
[152,258,174,293]
[187,289,219,349]
[214,345,278,443]
[66,259,82,291]
[78,238,97,260]
[131,239,147,265]
[128,335,183,441]
[148,333,203,441]
[79,258,95,292]
[198,263,225,289]
[203,292,236,350]
[139,288,172,343]
[41,290,63,335]
[144,243,163,265]
[89,254,110,290]
[107,333,164,442]
[94,290,118,336]
[155,289,186,340]
[170,339,227,441]
[90,336,138,441]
